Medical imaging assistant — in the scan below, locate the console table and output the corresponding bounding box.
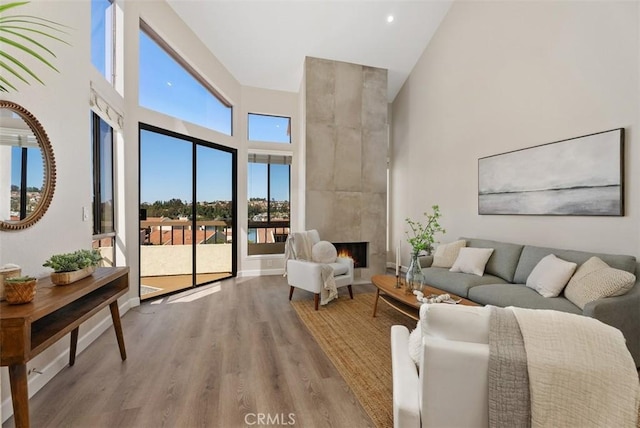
[0,266,129,428]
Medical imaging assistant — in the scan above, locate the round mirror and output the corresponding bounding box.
[0,101,56,231]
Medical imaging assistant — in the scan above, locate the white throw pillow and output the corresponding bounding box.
[311,241,337,264]
[564,256,636,309]
[449,247,494,276]
[432,240,467,268]
[526,254,577,298]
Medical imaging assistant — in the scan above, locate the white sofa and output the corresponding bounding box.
[391,303,640,428]
[391,304,492,428]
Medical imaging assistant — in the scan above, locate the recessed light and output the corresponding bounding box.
[387,15,394,23]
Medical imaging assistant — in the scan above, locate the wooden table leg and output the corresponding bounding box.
[372,288,380,317]
[109,301,127,361]
[9,364,29,428]
[69,327,79,366]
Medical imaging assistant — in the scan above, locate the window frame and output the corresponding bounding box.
[247,154,291,254]
[91,111,116,266]
[91,111,115,236]
[91,0,116,84]
[139,20,233,136]
[247,113,292,144]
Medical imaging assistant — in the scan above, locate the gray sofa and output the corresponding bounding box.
[419,237,640,367]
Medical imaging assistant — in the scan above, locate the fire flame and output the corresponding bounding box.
[337,249,354,260]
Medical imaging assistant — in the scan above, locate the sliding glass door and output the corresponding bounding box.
[139,124,236,300]
[195,144,234,286]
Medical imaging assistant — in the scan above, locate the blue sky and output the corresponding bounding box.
[11,147,43,188]
[140,129,233,203]
[140,129,290,203]
[92,0,290,204]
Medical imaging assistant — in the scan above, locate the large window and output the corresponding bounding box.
[139,125,237,299]
[248,114,291,143]
[248,154,291,255]
[138,22,232,135]
[91,0,115,83]
[91,112,115,266]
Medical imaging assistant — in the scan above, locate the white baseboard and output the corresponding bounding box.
[238,268,285,277]
[1,296,138,423]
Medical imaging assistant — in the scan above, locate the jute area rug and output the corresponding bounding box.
[291,293,416,428]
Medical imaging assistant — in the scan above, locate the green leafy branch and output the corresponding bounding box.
[405,205,446,255]
[5,275,36,283]
[0,1,70,92]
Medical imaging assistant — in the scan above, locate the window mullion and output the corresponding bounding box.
[267,163,271,224]
[92,113,102,235]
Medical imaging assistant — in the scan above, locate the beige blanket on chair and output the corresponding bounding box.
[284,232,337,305]
[510,307,640,428]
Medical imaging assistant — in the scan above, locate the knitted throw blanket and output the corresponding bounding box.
[488,307,531,428]
[511,307,640,428]
[489,306,640,428]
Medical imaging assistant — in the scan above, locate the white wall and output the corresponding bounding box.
[0,0,97,418]
[391,0,640,266]
[1,0,300,420]
[1,1,93,277]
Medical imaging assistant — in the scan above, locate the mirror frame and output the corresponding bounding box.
[0,100,57,231]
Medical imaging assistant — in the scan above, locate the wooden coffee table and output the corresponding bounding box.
[371,274,479,321]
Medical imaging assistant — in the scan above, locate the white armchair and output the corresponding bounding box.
[286,230,354,310]
[391,304,491,428]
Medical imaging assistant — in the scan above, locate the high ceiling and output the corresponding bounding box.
[167,1,453,102]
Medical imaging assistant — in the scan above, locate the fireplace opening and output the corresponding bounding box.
[332,242,368,268]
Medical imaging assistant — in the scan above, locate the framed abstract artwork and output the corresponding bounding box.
[478,128,624,216]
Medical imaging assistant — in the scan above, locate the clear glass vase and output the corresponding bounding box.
[405,251,426,293]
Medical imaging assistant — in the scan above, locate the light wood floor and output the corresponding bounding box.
[140,272,232,300]
[3,275,377,428]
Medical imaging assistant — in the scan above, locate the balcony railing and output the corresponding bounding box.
[248,220,289,255]
[140,219,230,245]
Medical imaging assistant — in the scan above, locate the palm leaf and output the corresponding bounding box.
[0,36,58,72]
[0,1,69,92]
[0,50,45,84]
[0,74,18,91]
[0,24,70,46]
[0,17,71,39]
[0,28,57,57]
[0,2,29,13]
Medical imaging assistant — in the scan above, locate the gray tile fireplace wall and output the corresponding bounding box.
[304,57,388,281]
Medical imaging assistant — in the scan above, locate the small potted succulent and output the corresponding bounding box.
[4,275,37,304]
[43,249,102,285]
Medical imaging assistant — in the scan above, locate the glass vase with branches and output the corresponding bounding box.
[405,204,446,256]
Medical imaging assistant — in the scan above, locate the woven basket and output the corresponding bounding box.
[0,266,22,301]
[50,266,96,285]
[5,279,37,305]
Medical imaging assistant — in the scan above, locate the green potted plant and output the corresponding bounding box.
[4,275,37,304]
[43,249,102,285]
[404,205,446,292]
